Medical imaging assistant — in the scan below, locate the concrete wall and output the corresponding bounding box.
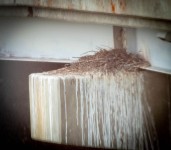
[0,17,113,61]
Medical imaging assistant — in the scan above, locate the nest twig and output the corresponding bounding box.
[52,48,150,75]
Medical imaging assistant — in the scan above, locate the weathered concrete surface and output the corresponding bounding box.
[29,71,171,149]
[29,75,62,143]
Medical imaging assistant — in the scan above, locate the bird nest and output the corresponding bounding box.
[48,49,150,75]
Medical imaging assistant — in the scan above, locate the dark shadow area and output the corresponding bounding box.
[0,60,64,149]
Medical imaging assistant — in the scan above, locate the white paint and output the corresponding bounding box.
[0,17,113,61]
[122,27,171,73]
[63,79,68,144]
[75,78,79,126]
[123,28,137,53]
[136,28,171,71]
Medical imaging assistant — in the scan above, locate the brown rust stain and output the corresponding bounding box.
[119,0,126,11]
[111,0,115,13]
[47,0,53,6]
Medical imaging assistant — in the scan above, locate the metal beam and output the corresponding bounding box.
[0,6,171,31]
[0,0,171,20]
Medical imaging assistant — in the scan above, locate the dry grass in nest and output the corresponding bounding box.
[50,49,150,75]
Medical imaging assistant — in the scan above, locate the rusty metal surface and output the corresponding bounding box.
[0,0,171,30]
[0,6,171,31]
[0,0,171,20]
[31,8,171,31]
